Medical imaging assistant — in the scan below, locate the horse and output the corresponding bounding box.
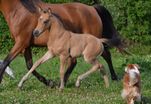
[0,60,14,78]
[0,0,124,87]
[18,8,111,90]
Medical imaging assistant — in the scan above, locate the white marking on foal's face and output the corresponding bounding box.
[40,16,43,20]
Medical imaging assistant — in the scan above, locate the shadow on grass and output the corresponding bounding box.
[141,96,151,104]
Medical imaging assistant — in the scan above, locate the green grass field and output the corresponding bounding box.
[0,48,151,104]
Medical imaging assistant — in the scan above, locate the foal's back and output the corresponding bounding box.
[69,33,104,59]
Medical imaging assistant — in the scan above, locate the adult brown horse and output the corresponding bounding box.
[0,0,123,86]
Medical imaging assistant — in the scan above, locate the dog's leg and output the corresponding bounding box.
[130,99,134,104]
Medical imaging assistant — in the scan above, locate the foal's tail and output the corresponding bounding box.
[100,38,120,48]
[93,5,129,54]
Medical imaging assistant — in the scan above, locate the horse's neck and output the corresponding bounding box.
[0,0,38,36]
[0,0,26,35]
[0,0,19,21]
[49,17,66,39]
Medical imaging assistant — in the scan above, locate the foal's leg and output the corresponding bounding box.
[59,55,67,91]
[18,51,54,88]
[102,48,118,80]
[75,60,100,87]
[99,64,109,88]
[64,57,77,85]
[24,47,53,87]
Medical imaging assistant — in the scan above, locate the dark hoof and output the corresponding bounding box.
[46,79,55,88]
[111,76,118,81]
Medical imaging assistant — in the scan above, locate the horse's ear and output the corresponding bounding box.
[48,8,52,14]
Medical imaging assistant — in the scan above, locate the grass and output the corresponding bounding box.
[0,49,151,104]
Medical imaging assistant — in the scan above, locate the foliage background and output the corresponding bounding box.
[0,0,151,53]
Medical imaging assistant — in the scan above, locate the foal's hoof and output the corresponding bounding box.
[46,79,55,88]
[75,80,80,88]
[18,83,23,90]
[59,88,64,92]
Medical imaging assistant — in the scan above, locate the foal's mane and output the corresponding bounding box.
[20,0,42,13]
[51,12,65,27]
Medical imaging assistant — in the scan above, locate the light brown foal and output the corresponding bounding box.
[18,8,110,90]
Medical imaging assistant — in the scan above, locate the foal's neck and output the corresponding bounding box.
[49,16,66,38]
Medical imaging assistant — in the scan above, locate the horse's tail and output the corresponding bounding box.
[93,5,129,54]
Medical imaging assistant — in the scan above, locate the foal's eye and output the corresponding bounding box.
[44,20,49,24]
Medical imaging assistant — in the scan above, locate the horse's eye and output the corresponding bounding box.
[44,20,49,24]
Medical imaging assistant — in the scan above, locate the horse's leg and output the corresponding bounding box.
[64,57,77,85]
[24,47,54,87]
[18,51,54,88]
[0,41,26,83]
[101,48,118,80]
[75,60,100,87]
[59,55,67,91]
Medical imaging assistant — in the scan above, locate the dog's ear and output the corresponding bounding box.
[125,67,128,73]
[134,64,140,69]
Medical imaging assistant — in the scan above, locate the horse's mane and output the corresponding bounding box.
[20,0,42,13]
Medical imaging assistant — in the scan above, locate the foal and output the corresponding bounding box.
[18,8,110,90]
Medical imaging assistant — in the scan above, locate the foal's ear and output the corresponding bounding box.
[38,6,43,13]
[48,8,53,14]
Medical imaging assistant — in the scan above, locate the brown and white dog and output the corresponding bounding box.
[121,64,141,104]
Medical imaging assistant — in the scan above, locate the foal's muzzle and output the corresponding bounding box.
[33,30,40,37]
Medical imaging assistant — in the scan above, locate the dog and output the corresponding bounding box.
[0,60,15,78]
[121,64,141,104]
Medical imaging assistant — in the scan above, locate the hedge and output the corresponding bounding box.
[0,0,151,52]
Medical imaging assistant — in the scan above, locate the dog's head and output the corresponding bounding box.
[125,64,140,74]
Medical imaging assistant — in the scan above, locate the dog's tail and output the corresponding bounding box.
[129,70,139,86]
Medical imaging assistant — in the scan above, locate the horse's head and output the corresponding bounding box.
[33,7,53,37]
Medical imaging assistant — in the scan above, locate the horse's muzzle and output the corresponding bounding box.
[33,30,40,37]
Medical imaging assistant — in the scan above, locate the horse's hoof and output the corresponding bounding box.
[111,76,118,81]
[46,79,55,88]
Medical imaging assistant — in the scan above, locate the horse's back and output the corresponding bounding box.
[43,3,103,37]
[32,2,103,46]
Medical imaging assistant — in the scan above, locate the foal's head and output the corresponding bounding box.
[33,8,54,37]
